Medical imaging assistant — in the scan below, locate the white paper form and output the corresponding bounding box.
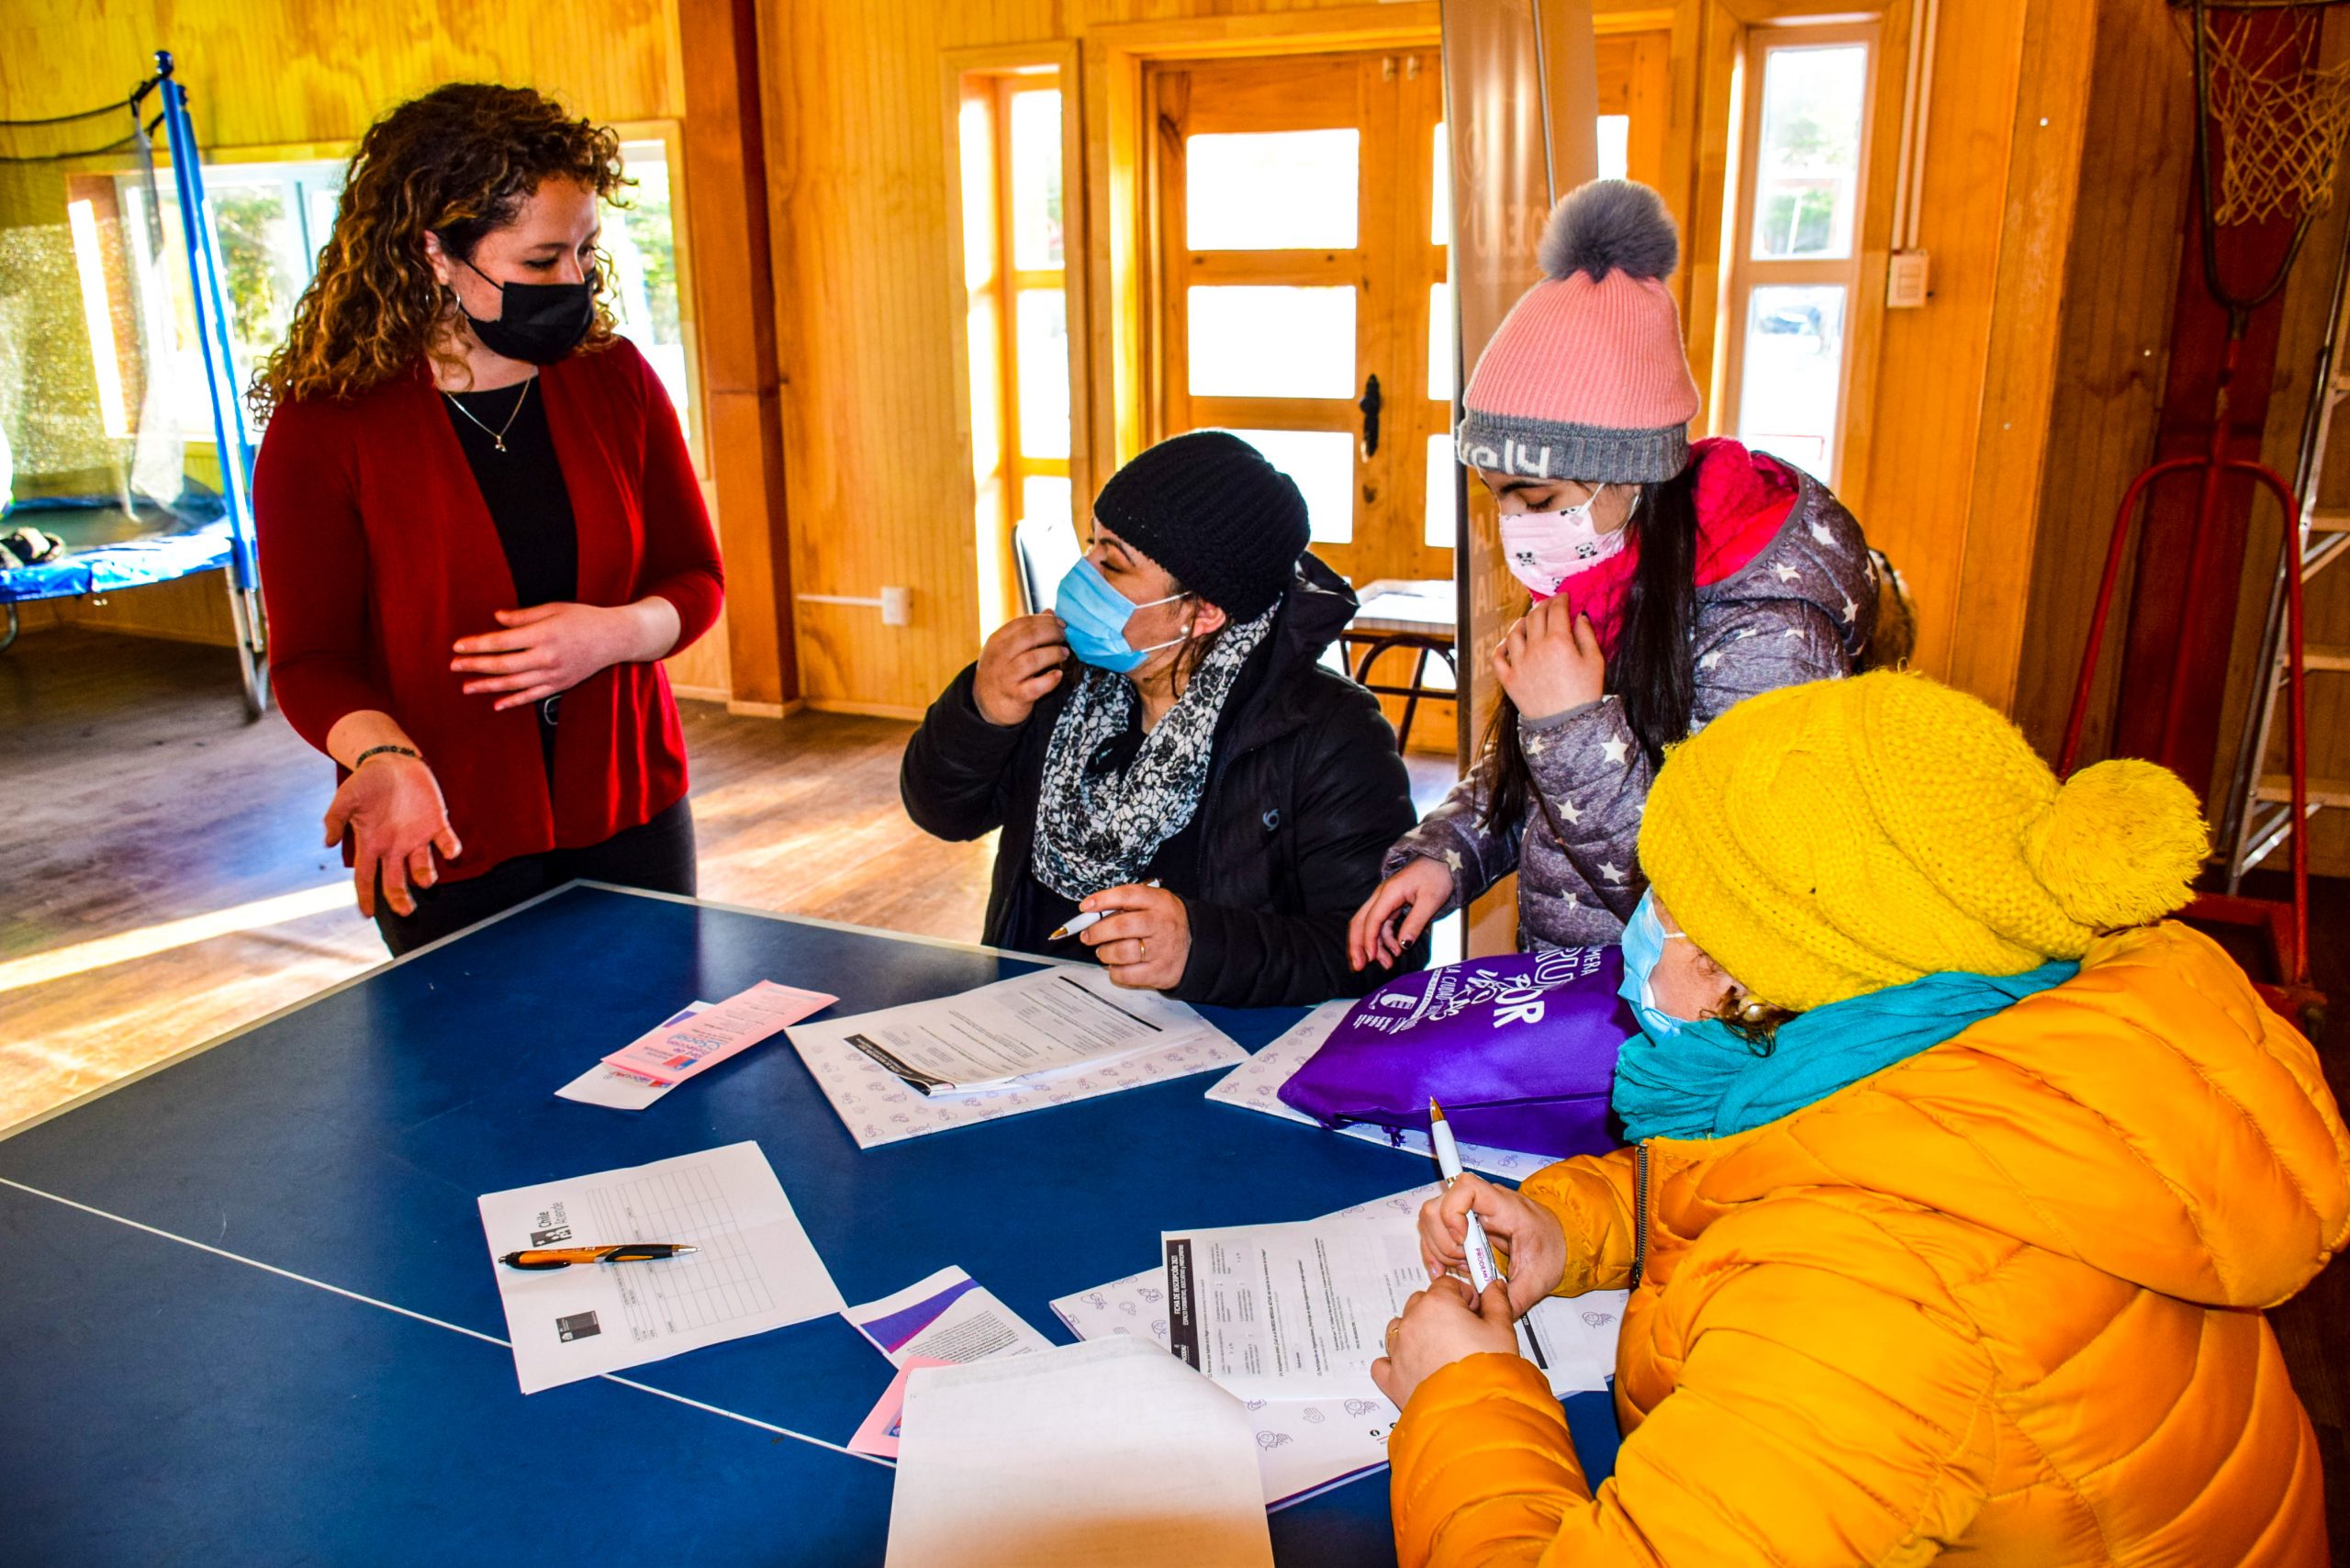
[1165,1193,1623,1406]
[845,1266,1054,1366]
[790,973,1245,1149]
[822,966,1203,1093]
[1054,1185,1626,1507]
[885,1337,1274,1568]
[1204,1002,1554,1182]
[1164,1211,1426,1403]
[555,1002,713,1110]
[476,1141,844,1394]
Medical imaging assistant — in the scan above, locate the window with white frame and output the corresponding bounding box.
[79,141,694,446]
[1722,27,1875,485]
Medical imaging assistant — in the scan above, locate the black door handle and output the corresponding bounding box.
[1359,373,1382,457]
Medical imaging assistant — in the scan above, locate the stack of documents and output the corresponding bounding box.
[843,1267,1054,1460]
[790,966,1245,1148]
[886,1337,1274,1568]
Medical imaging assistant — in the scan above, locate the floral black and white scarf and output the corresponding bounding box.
[1030,605,1278,899]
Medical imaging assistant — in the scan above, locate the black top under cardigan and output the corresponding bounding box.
[900,553,1431,1010]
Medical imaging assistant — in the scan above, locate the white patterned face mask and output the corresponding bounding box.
[1498,485,1626,599]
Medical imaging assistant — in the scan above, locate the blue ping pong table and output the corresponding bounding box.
[0,882,1618,1567]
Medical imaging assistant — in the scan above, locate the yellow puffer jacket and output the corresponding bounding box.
[1389,924,2350,1565]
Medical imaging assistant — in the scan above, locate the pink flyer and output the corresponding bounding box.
[600,980,837,1085]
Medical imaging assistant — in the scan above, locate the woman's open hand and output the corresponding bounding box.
[323,754,461,919]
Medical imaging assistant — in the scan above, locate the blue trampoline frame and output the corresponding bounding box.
[0,50,269,718]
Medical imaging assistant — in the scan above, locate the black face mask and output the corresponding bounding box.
[458,254,596,364]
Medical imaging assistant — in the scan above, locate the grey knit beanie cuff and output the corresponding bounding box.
[1454,409,1689,486]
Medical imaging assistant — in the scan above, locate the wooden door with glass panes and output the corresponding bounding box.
[1148,51,1451,591]
[1145,42,1671,597]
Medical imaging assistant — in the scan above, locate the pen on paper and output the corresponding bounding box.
[1049,879,1163,941]
[498,1243,699,1270]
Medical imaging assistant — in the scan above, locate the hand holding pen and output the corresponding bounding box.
[1416,1112,1572,1318]
[1058,879,1190,991]
[1427,1100,1555,1370]
[1048,878,1163,940]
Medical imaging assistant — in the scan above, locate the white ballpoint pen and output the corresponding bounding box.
[1047,878,1162,941]
[1429,1097,1549,1370]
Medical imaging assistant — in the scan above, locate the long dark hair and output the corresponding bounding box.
[1478,464,1701,831]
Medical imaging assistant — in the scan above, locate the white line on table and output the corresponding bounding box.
[0,1175,890,1468]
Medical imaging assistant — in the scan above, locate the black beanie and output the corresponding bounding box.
[1091,431,1311,622]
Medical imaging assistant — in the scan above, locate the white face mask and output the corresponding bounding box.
[1498,485,1627,599]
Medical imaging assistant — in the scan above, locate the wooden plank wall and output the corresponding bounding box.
[2010,0,2194,765]
[0,0,683,151]
[1849,0,2086,698]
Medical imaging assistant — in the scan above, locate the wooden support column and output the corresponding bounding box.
[1443,0,1598,956]
[679,0,799,711]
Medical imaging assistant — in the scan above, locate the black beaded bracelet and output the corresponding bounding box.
[352,744,422,770]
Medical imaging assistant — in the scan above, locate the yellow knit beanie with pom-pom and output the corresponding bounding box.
[1637,670,2209,1012]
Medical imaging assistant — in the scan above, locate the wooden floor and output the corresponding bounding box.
[3,628,2344,1549]
[0,628,1456,1133]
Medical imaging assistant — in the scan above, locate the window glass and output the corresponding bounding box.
[1749,45,1868,261]
[1188,286,1356,399]
[1598,115,1629,181]
[1737,284,1847,476]
[1010,90,1065,270]
[1226,427,1355,543]
[1016,288,1071,459]
[1425,431,1458,549]
[1430,121,1449,247]
[607,140,691,440]
[1187,130,1359,251]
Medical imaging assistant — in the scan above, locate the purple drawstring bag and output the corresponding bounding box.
[1277,946,1637,1160]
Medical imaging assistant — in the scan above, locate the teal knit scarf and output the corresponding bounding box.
[1610,959,2079,1143]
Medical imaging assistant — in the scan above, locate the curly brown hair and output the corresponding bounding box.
[251,84,627,420]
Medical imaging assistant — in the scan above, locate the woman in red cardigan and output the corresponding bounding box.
[252,85,722,954]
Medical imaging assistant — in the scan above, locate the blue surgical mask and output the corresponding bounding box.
[1618,891,1700,1041]
[1054,557,1191,673]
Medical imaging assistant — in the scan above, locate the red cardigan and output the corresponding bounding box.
[254,338,724,883]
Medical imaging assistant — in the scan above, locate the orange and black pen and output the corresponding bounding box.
[498,1243,698,1270]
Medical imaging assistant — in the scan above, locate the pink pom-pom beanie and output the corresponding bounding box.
[1455,179,1703,485]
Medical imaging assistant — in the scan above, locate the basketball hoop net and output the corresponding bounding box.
[2178,0,2350,313]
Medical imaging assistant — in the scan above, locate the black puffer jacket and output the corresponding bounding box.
[901,554,1430,1009]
